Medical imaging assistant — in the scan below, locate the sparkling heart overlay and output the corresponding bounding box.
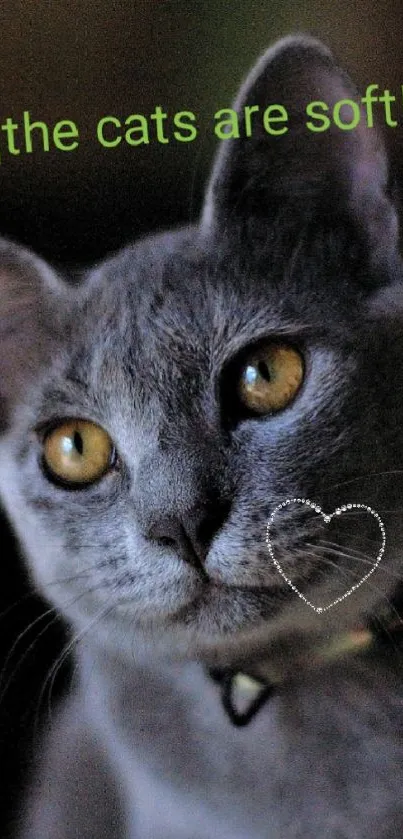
[265,499,386,614]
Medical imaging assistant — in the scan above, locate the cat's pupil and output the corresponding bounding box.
[73,431,84,456]
[257,360,271,382]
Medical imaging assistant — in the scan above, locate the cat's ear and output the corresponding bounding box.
[201,35,398,268]
[0,239,71,428]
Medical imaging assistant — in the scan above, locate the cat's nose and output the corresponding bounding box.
[145,504,230,570]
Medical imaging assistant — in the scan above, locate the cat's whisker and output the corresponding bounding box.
[306,547,403,629]
[314,526,380,549]
[315,560,403,651]
[306,541,403,582]
[42,561,113,586]
[34,600,116,739]
[306,549,371,584]
[0,604,58,699]
[0,585,107,709]
[0,560,114,626]
[315,541,392,568]
[306,550,393,609]
[319,536,386,554]
[323,468,403,493]
[315,539,385,562]
[0,589,40,623]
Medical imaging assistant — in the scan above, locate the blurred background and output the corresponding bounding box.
[1,0,403,834]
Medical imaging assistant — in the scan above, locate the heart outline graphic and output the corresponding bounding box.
[265,499,386,614]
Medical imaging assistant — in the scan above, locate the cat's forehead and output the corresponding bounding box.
[51,228,313,426]
[52,224,362,427]
[78,228,293,369]
[86,228,272,327]
[79,225,347,362]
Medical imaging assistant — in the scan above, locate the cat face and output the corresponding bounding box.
[1,35,403,660]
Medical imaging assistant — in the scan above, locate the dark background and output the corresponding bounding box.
[1,1,403,834]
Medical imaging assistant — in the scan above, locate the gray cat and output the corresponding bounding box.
[1,33,403,839]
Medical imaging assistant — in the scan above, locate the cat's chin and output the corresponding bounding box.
[155,574,379,655]
[113,573,358,637]
[139,579,311,655]
[78,569,382,669]
[61,548,393,664]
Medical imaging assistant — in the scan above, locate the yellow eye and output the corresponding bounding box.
[43,419,115,486]
[238,344,304,414]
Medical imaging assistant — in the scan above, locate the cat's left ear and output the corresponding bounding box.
[201,35,398,269]
[0,239,72,429]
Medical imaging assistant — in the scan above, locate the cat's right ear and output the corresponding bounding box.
[0,239,71,430]
[201,35,399,273]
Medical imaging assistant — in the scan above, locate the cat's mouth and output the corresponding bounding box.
[204,550,326,593]
[172,539,383,633]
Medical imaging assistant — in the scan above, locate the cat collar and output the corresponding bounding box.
[207,617,403,727]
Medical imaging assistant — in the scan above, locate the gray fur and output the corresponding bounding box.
[1,34,403,838]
